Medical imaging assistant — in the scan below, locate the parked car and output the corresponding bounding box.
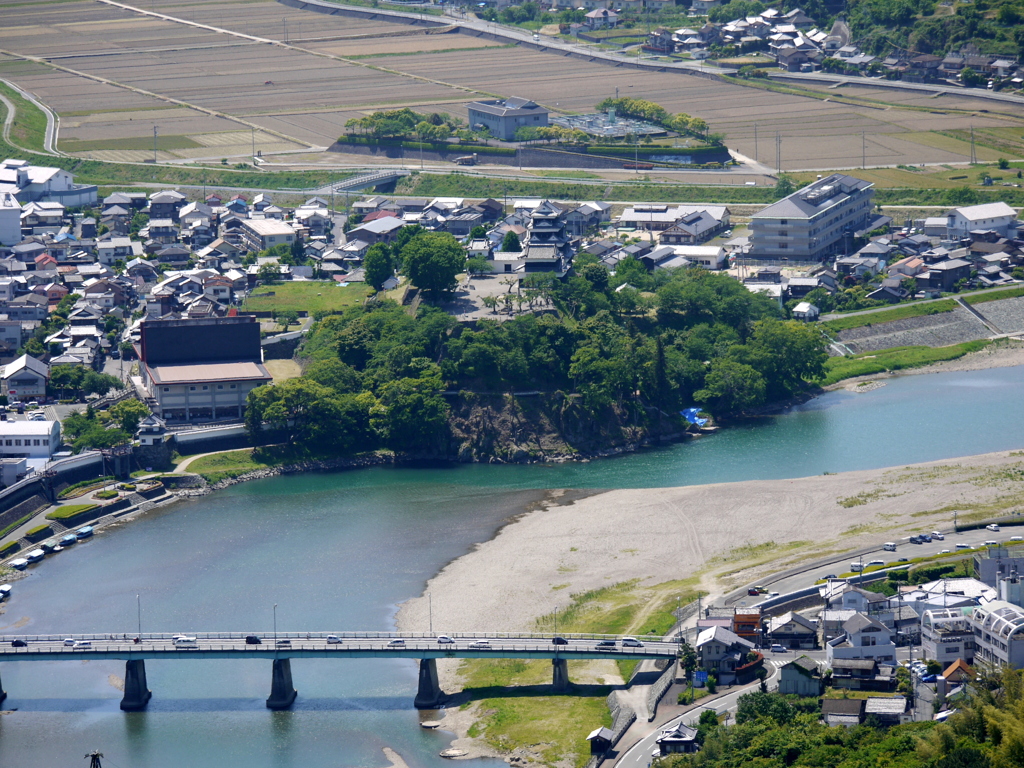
[987,524,1001,531]
[551,636,568,645]
[1012,536,1024,542]
[932,532,944,540]
[955,543,971,550]
[867,560,884,567]
[245,635,261,645]
[920,533,932,542]
[824,574,837,580]
[922,674,938,683]
[908,536,921,544]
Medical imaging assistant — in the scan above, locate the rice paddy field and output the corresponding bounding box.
[0,0,1021,172]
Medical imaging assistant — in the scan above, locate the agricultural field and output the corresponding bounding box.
[0,0,1021,171]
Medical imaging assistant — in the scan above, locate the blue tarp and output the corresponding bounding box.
[680,408,708,426]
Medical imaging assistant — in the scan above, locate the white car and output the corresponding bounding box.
[326,635,343,644]
[73,640,91,648]
[987,524,1001,532]
[63,638,76,646]
[931,532,944,540]
[621,637,644,648]
[867,560,885,567]
[469,640,491,649]
[1011,536,1023,542]
[436,635,454,644]
[387,638,406,647]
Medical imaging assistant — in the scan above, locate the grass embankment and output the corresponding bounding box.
[396,172,781,204]
[185,444,361,482]
[46,503,98,522]
[242,282,372,314]
[819,340,990,386]
[821,300,958,333]
[460,579,696,768]
[0,512,37,542]
[0,82,49,154]
[966,285,1024,305]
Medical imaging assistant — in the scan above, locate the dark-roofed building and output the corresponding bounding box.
[821,697,865,727]
[139,316,272,423]
[467,97,550,141]
[750,174,875,261]
[778,656,822,696]
[656,723,699,755]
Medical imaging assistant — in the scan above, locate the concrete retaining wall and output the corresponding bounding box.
[173,425,250,454]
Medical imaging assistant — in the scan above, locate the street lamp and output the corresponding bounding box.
[273,603,278,644]
[137,594,141,637]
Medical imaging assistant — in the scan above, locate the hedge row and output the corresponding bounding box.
[46,503,99,522]
[337,136,516,156]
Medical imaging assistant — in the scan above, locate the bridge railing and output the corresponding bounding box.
[0,630,675,644]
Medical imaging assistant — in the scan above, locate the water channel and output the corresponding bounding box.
[1,365,1023,766]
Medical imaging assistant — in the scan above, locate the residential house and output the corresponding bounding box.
[971,600,1024,668]
[916,259,971,292]
[695,625,755,683]
[585,8,618,27]
[1,353,48,401]
[149,190,187,222]
[821,697,865,727]
[346,217,405,246]
[864,697,910,726]
[766,611,818,649]
[946,202,1018,239]
[825,613,896,664]
[792,301,820,321]
[830,657,895,691]
[867,277,909,304]
[777,656,822,696]
[655,723,699,755]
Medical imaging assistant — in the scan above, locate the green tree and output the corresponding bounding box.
[945,186,981,206]
[373,376,449,452]
[501,230,522,252]
[257,262,281,284]
[400,232,465,297]
[48,364,85,399]
[82,371,122,397]
[694,358,766,414]
[108,399,150,433]
[364,244,394,292]
[469,225,487,240]
[466,256,490,276]
[775,174,796,198]
[303,358,362,395]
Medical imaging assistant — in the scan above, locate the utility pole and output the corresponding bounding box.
[776,132,781,174]
[754,123,758,164]
[428,592,433,635]
[86,752,103,768]
[137,594,141,637]
[970,125,977,165]
[251,127,256,163]
[862,132,866,170]
[283,17,287,42]
[153,126,158,164]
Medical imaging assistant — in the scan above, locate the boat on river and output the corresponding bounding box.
[75,526,94,540]
[60,534,77,547]
[9,558,28,570]
[0,584,11,599]
[26,549,45,563]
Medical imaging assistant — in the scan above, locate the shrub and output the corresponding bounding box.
[25,524,53,542]
[95,490,119,500]
[0,541,20,557]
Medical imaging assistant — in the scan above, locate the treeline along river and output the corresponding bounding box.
[2,365,1024,766]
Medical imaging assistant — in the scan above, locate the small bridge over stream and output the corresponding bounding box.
[0,631,678,710]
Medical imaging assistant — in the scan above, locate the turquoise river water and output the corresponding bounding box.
[1,365,1023,766]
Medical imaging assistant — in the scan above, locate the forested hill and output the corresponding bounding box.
[245,265,828,460]
[713,0,1023,58]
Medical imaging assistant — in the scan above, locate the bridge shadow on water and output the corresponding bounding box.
[7,695,415,713]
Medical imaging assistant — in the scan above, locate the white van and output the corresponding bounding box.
[850,562,865,572]
[173,636,198,647]
[883,542,897,552]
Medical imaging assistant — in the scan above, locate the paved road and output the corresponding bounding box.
[615,655,796,768]
[0,632,679,661]
[728,523,1023,609]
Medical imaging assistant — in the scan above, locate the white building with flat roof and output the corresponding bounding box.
[0,192,21,246]
[240,219,296,252]
[0,420,61,459]
[970,600,1024,669]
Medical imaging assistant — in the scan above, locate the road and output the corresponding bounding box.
[727,523,1022,609]
[0,631,680,661]
[615,653,802,768]
[820,284,1024,322]
[0,77,60,155]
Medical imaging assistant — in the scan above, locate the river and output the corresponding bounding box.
[1,365,1023,766]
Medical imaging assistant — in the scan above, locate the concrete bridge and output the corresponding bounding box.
[0,631,677,711]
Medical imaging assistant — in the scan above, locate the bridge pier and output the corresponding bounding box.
[552,658,569,691]
[119,659,152,711]
[266,659,297,710]
[414,658,445,709]
[0,668,6,705]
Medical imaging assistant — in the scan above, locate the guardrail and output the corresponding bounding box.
[0,630,674,643]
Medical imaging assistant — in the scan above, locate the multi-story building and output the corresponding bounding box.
[946,202,1018,239]
[921,608,976,665]
[750,174,875,261]
[138,316,272,423]
[970,600,1024,669]
[239,219,296,253]
[974,546,1024,587]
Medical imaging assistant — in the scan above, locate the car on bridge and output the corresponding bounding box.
[436,635,454,644]
[469,640,491,649]
[622,637,644,648]
[326,635,343,644]
[596,640,616,650]
[11,639,26,647]
[246,635,261,645]
[551,637,568,645]
[276,639,291,647]
[387,639,406,647]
